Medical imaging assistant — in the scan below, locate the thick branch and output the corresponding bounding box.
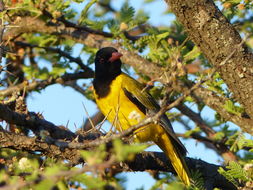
[176,104,237,162]
[0,128,81,164]
[0,71,93,98]
[15,41,93,72]
[0,129,236,190]
[126,152,236,190]
[0,103,76,140]
[164,0,253,119]
[4,16,253,134]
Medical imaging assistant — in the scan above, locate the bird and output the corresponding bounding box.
[93,47,190,186]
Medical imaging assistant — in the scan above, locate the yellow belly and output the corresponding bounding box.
[94,75,164,142]
[94,74,191,185]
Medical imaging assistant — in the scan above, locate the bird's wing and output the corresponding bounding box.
[121,74,187,155]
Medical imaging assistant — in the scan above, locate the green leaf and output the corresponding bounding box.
[184,127,201,137]
[136,31,170,62]
[149,177,167,190]
[107,19,120,34]
[56,180,68,190]
[0,170,10,184]
[119,3,135,22]
[227,162,248,181]
[156,32,170,40]
[45,164,67,176]
[189,170,205,190]
[113,139,147,162]
[218,167,238,186]
[223,100,244,116]
[244,139,253,149]
[228,0,241,4]
[50,64,67,77]
[184,46,201,61]
[144,0,156,3]
[166,181,185,190]
[85,19,106,30]
[35,179,55,190]
[205,72,225,95]
[218,161,250,186]
[23,65,50,80]
[213,131,225,141]
[38,36,58,47]
[185,96,194,103]
[228,132,253,152]
[79,0,99,24]
[71,173,106,189]
[80,144,107,165]
[135,10,149,24]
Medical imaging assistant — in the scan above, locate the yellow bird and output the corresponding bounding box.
[93,47,190,186]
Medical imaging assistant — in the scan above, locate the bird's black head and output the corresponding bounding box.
[94,47,123,80]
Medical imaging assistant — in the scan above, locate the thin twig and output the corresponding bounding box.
[0,71,93,98]
[0,128,237,190]
[15,41,92,71]
[82,102,96,130]
[0,155,116,190]
[0,103,77,140]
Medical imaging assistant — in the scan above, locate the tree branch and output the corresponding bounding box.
[0,103,76,140]
[176,104,237,162]
[15,41,93,72]
[4,16,253,135]
[42,9,140,41]
[0,71,93,98]
[0,128,81,164]
[0,129,236,190]
[82,111,104,131]
[164,0,253,120]
[126,152,236,190]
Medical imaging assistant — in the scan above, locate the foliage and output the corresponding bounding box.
[218,161,253,187]
[0,139,146,190]
[0,0,253,189]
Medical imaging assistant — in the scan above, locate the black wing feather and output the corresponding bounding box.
[123,88,147,114]
[122,74,187,155]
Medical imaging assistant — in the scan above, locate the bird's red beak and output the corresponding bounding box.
[109,52,123,62]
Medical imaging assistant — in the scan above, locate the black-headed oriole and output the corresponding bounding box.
[93,47,190,186]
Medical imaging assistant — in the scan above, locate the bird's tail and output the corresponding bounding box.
[155,133,191,186]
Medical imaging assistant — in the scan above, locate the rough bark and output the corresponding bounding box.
[4,16,253,135]
[164,0,253,126]
[0,129,236,190]
[0,103,76,140]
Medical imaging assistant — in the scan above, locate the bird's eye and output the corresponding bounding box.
[99,58,104,63]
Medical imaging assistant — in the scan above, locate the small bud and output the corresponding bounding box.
[237,3,245,10]
[53,11,61,18]
[120,22,128,31]
[56,78,64,84]
[223,2,232,9]
[18,157,32,170]
[167,38,174,45]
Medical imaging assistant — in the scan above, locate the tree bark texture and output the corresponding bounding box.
[164,0,253,129]
[4,16,253,135]
[0,128,236,190]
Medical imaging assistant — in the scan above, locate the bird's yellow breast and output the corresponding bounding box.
[94,74,164,142]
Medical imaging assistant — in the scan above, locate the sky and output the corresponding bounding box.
[26,0,221,189]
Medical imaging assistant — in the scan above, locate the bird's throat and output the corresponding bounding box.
[93,72,121,99]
